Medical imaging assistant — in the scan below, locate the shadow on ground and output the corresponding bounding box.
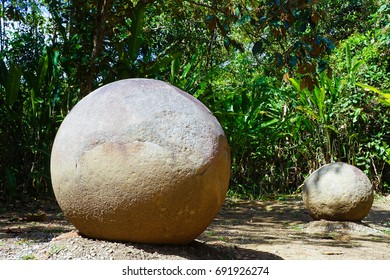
[130,240,283,260]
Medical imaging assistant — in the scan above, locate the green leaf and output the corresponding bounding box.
[356,82,384,94]
[276,53,283,67]
[52,48,60,70]
[181,63,191,80]
[252,40,263,56]
[289,78,301,92]
[238,14,251,25]
[128,5,146,61]
[170,57,180,84]
[326,125,339,134]
[241,92,250,113]
[346,43,352,73]
[5,167,17,198]
[233,94,241,113]
[147,52,181,74]
[5,64,22,106]
[23,72,40,115]
[296,105,318,120]
[379,93,390,106]
[313,86,325,119]
[260,118,279,128]
[378,4,387,13]
[38,54,49,87]
[352,60,364,74]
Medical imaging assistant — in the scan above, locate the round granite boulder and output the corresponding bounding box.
[50,79,231,244]
[303,162,373,221]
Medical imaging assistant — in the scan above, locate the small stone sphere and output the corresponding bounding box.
[303,162,373,221]
[50,79,231,244]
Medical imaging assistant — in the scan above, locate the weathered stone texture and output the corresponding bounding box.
[51,79,230,244]
[303,162,373,221]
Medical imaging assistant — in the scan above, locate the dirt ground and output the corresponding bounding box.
[0,195,389,260]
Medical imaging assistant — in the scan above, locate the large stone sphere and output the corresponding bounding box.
[50,79,230,244]
[303,162,373,221]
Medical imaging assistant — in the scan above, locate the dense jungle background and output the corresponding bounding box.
[1,0,389,202]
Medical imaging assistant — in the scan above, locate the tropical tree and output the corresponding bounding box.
[1,0,389,200]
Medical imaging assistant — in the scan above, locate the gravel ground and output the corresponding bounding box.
[1,195,389,260]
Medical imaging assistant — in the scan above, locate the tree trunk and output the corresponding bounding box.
[79,0,113,98]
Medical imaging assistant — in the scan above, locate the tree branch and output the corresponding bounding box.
[80,0,114,98]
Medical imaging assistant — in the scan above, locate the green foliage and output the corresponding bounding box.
[326,5,390,192]
[330,5,390,91]
[1,63,22,106]
[0,46,66,199]
[320,0,377,41]
[199,38,390,196]
[236,0,337,80]
[196,53,305,196]
[356,83,390,106]
[1,0,389,200]
[4,167,17,199]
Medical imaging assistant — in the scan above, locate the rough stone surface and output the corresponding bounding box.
[303,162,373,221]
[50,78,230,245]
